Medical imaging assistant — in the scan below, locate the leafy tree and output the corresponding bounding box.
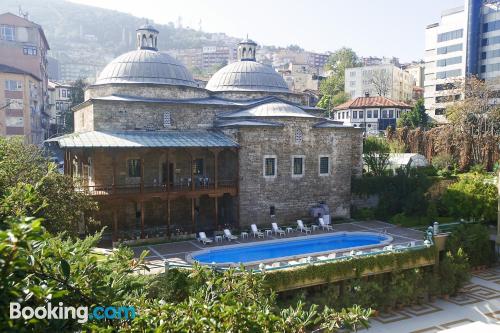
[441,171,498,222]
[363,137,390,176]
[369,70,391,97]
[0,137,97,235]
[397,98,428,129]
[317,92,350,114]
[446,223,495,267]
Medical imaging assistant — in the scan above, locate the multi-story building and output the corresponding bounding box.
[345,64,414,102]
[47,81,71,136]
[424,0,500,122]
[278,63,323,92]
[403,61,426,88]
[0,64,46,143]
[170,46,237,73]
[332,96,412,135]
[47,26,362,244]
[0,12,50,143]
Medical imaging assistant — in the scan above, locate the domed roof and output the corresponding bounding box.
[206,61,289,93]
[94,49,197,87]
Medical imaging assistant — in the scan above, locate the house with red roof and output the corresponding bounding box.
[332,95,412,134]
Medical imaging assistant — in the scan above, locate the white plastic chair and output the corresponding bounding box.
[198,232,213,245]
[318,218,333,231]
[296,220,311,234]
[223,229,238,241]
[251,224,264,238]
[271,223,285,236]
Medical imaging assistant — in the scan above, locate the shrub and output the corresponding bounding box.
[439,249,470,296]
[446,223,495,267]
[431,153,455,174]
[441,172,498,223]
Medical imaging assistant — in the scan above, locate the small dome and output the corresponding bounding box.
[95,49,197,86]
[222,101,316,118]
[206,61,289,92]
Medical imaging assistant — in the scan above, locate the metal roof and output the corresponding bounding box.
[313,120,350,128]
[220,101,317,118]
[94,49,197,87]
[206,61,289,92]
[46,130,238,148]
[216,119,283,128]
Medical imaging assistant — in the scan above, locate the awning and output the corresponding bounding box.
[45,130,239,148]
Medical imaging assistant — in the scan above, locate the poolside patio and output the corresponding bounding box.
[129,220,425,274]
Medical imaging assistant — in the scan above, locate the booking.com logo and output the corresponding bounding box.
[10,302,136,323]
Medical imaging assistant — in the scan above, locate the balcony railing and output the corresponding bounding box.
[79,180,237,196]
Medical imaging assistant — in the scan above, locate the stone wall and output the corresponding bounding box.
[232,118,362,226]
[74,104,94,133]
[211,91,302,104]
[85,83,209,100]
[89,100,239,131]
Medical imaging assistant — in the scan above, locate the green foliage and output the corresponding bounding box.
[352,167,434,219]
[264,246,436,291]
[446,223,495,267]
[397,98,428,129]
[0,137,97,235]
[431,153,456,177]
[351,207,375,220]
[441,172,498,222]
[439,249,470,296]
[363,137,390,176]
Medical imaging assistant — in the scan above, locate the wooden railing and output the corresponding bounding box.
[79,180,237,196]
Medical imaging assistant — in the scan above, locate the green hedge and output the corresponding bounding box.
[264,246,437,291]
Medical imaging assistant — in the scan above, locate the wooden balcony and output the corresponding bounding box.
[79,180,237,199]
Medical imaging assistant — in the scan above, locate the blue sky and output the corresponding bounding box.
[70,0,463,62]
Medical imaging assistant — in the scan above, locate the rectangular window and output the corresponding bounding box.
[127,159,141,177]
[437,29,463,42]
[481,63,500,73]
[389,110,394,118]
[367,110,372,118]
[61,90,67,97]
[264,156,276,177]
[382,109,388,118]
[22,46,37,55]
[373,109,379,118]
[359,110,364,118]
[482,36,500,46]
[436,69,462,79]
[5,80,22,91]
[435,108,446,115]
[484,20,500,33]
[319,156,329,175]
[163,111,172,127]
[436,83,456,91]
[437,43,463,55]
[192,158,203,175]
[292,156,304,177]
[352,110,357,119]
[0,25,15,41]
[436,56,462,67]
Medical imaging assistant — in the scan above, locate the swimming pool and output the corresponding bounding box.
[188,232,393,265]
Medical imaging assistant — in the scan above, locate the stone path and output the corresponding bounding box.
[366,265,500,332]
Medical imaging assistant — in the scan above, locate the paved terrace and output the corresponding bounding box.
[129,220,424,274]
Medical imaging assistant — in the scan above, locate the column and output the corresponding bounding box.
[165,149,170,192]
[112,152,117,193]
[140,156,144,193]
[112,207,118,243]
[214,196,219,230]
[190,151,195,191]
[191,198,195,233]
[213,149,219,189]
[166,198,171,236]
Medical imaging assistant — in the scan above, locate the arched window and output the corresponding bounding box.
[141,34,147,47]
[149,34,154,47]
[163,111,171,127]
[295,128,303,144]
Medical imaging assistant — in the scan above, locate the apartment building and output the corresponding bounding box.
[278,63,323,92]
[345,64,414,102]
[0,12,50,143]
[424,0,500,122]
[47,81,71,136]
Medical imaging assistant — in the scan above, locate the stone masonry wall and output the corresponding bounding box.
[85,83,209,100]
[232,118,362,227]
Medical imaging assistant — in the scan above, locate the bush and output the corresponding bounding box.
[439,249,470,296]
[441,172,498,223]
[446,223,495,267]
[352,207,375,220]
[431,153,455,175]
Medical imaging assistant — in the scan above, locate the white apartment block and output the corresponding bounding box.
[425,0,500,123]
[345,64,414,102]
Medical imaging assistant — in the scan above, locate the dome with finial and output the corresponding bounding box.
[206,37,289,93]
[94,23,197,87]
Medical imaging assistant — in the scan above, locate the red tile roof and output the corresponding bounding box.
[333,96,412,110]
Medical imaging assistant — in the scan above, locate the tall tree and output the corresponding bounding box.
[446,76,500,167]
[363,137,390,176]
[397,98,428,129]
[369,70,391,97]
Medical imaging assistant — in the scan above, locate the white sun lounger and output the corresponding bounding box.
[198,232,213,245]
[251,224,264,238]
[296,220,311,234]
[271,223,285,236]
[223,229,238,241]
[318,217,334,231]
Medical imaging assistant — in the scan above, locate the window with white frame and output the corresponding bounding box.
[292,155,305,177]
[359,110,364,118]
[294,128,303,143]
[367,110,372,118]
[0,25,15,41]
[23,46,37,55]
[163,111,172,127]
[352,110,357,119]
[319,155,330,176]
[4,80,22,91]
[263,155,277,178]
[373,109,379,118]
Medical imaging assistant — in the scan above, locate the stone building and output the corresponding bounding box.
[47,25,362,244]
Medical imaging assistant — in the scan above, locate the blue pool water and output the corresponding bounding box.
[191,232,390,264]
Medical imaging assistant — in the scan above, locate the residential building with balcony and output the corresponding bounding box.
[46,25,362,245]
[0,12,50,143]
[47,81,72,136]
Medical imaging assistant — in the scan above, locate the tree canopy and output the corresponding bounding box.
[362,137,390,176]
[397,98,428,129]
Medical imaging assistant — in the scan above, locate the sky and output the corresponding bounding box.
[69,0,464,62]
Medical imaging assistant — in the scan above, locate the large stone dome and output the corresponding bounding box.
[206,61,289,92]
[94,49,197,87]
